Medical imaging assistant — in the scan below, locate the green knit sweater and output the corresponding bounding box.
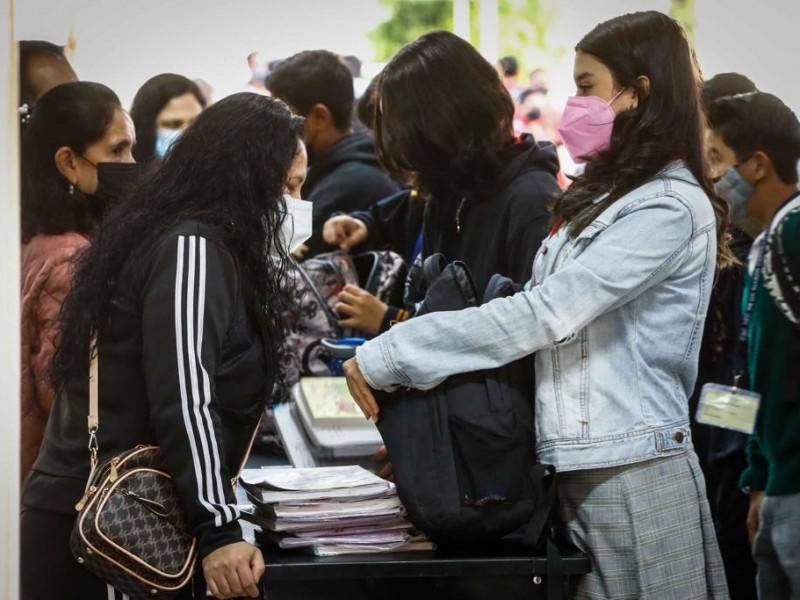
[740,193,800,496]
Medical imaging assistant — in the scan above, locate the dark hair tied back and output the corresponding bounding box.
[50,94,304,393]
[21,81,121,242]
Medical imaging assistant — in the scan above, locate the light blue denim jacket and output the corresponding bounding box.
[356,162,717,471]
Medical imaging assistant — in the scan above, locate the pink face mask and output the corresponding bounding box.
[557,90,625,164]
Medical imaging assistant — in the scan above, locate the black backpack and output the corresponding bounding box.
[376,254,556,548]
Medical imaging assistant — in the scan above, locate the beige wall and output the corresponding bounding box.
[1,0,20,597]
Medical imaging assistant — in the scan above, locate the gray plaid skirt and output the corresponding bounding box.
[558,451,730,599]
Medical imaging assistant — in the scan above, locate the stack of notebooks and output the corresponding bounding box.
[270,378,383,468]
[240,465,433,556]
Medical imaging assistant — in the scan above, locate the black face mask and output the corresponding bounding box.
[86,162,142,220]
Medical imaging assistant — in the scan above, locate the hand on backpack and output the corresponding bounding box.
[202,541,265,599]
[344,357,380,422]
[336,284,388,335]
[323,216,368,251]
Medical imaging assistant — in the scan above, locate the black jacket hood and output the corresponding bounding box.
[306,132,382,190]
[495,133,560,192]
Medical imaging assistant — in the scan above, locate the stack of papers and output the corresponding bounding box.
[240,466,433,556]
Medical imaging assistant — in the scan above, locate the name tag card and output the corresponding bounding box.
[696,383,761,434]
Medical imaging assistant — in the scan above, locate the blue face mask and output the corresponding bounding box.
[155,128,182,158]
[251,68,269,83]
[714,163,754,223]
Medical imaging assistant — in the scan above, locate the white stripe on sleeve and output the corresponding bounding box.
[174,235,222,524]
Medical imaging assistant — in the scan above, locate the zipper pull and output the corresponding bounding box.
[109,457,120,482]
[75,485,97,511]
[120,488,170,518]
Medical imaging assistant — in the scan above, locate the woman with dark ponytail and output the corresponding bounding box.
[20,81,136,483]
[346,12,730,598]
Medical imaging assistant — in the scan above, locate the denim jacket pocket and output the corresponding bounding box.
[551,328,591,440]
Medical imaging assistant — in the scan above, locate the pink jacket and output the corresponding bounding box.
[20,232,89,482]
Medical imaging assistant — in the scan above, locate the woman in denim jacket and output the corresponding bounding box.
[346,12,732,599]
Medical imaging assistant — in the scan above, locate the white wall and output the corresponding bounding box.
[535,0,798,113]
[14,1,800,111]
[694,0,800,111]
[1,0,20,596]
[15,0,390,106]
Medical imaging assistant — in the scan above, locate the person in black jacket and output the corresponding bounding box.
[266,50,400,258]
[21,94,308,600]
[326,31,560,336]
[322,189,424,334]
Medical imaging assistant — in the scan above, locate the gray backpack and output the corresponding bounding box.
[273,250,407,402]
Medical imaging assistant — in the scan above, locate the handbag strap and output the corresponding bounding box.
[88,336,99,469]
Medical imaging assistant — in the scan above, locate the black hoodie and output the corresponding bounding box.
[302,131,400,257]
[423,134,561,298]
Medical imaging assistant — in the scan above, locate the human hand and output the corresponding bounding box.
[336,284,388,335]
[322,216,368,251]
[344,357,379,422]
[372,445,394,481]
[202,541,265,599]
[747,490,765,546]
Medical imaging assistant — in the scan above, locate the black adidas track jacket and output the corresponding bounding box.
[24,220,270,557]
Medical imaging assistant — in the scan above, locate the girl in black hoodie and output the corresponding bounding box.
[332,31,561,334]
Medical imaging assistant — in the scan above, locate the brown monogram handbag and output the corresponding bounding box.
[70,342,198,599]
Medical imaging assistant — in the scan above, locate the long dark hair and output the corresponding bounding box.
[51,93,304,392]
[130,73,206,164]
[21,81,121,243]
[553,11,733,266]
[375,30,515,200]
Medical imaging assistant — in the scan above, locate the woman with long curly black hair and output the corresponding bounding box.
[21,93,308,600]
[346,12,731,598]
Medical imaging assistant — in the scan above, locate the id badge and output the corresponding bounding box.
[696,382,761,434]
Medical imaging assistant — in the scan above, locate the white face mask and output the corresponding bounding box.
[275,194,313,256]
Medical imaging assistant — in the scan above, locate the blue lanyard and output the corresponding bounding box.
[410,232,424,266]
[732,232,770,382]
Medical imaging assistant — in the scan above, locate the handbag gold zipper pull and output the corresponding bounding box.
[109,457,121,482]
[75,486,97,511]
[120,487,170,518]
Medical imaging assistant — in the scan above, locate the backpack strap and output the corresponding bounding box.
[87,336,100,475]
[522,464,556,547]
[422,253,447,286]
